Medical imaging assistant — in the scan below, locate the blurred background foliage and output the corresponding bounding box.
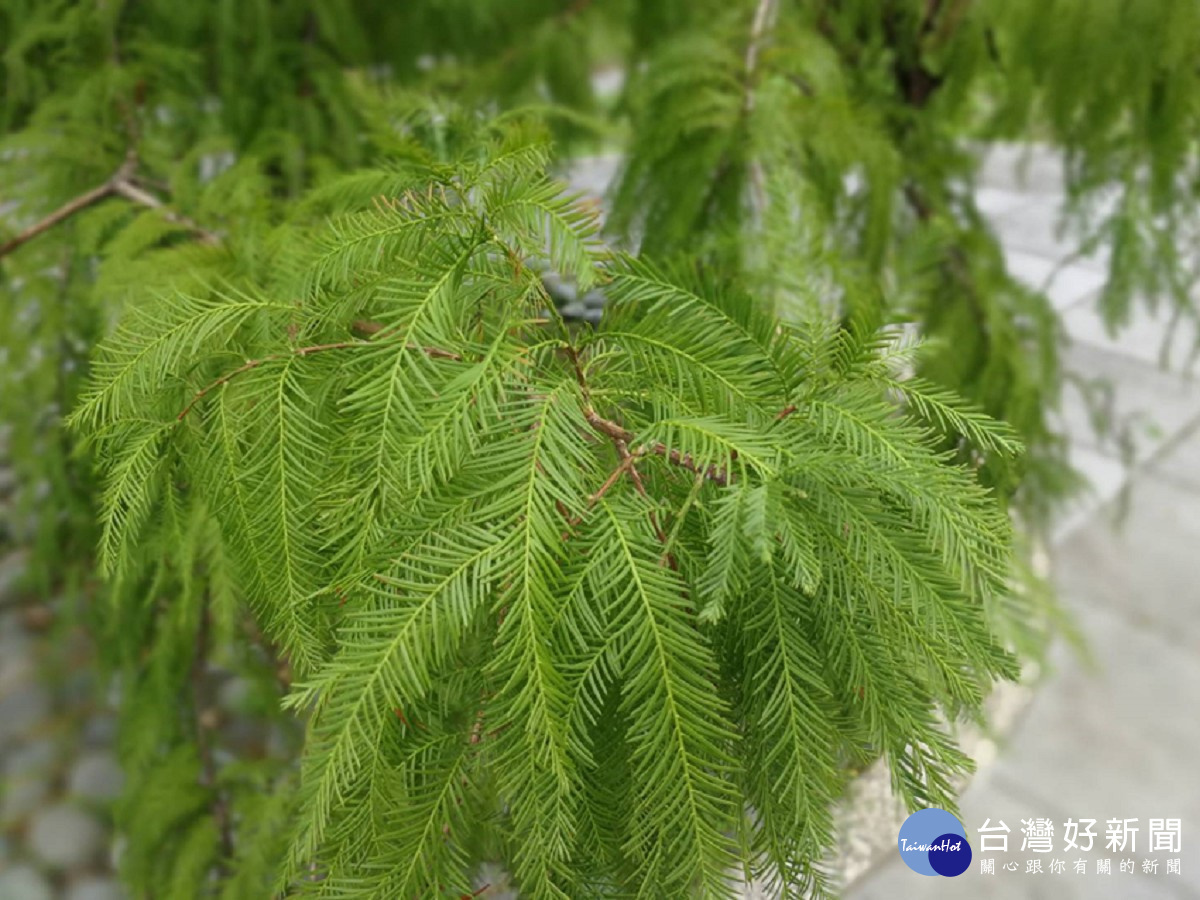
[2,0,1198,896]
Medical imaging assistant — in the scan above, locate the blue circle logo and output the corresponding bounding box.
[897,808,971,877]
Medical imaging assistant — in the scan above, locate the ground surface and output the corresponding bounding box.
[846,145,1200,900]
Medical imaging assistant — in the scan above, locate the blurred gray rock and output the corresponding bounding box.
[0,683,51,746]
[0,549,28,603]
[559,301,587,320]
[265,723,295,758]
[62,668,97,708]
[0,648,35,697]
[216,675,254,712]
[64,876,125,900]
[1,775,49,823]
[6,738,58,777]
[540,271,577,304]
[27,804,105,870]
[2,738,57,822]
[0,864,53,900]
[68,751,123,803]
[221,714,266,755]
[83,714,118,748]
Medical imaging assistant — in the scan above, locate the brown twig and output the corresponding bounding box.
[902,181,989,335]
[655,447,731,487]
[176,341,358,421]
[580,404,732,486]
[176,359,270,421]
[743,0,779,117]
[588,452,641,505]
[564,344,687,555]
[559,342,810,564]
[110,178,221,245]
[351,319,386,336]
[351,319,464,361]
[567,343,739,489]
[0,153,219,259]
[743,0,779,221]
[0,177,125,259]
[616,439,670,545]
[469,708,487,745]
[557,448,645,539]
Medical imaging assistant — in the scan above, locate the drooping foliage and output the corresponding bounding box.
[74,134,1022,896]
[2,0,1198,897]
[609,0,1200,514]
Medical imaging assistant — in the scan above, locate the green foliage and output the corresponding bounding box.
[3,0,1198,896]
[608,0,1200,516]
[74,139,1021,896]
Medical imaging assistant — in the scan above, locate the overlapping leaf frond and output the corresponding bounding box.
[80,133,1022,898]
[25,3,1200,898]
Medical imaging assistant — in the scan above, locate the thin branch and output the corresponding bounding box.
[558,447,646,539]
[350,319,464,360]
[920,0,946,38]
[583,405,636,445]
[616,438,669,545]
[742,0,779,220]
[562,343,701,563]
[176,358,270,421]
[410,343,462,361]
[110,178,221,244]
[351,319,386,336]
[614,439,643,496]
[468,708,487,746]
[654,446,730,487]
[0,180,121,259]
[175,342,355,421]
[743,0,779,117]
[0,152,219,259]
[902,182,989,335]
[566,343,735,487]
[588,452,641,505]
